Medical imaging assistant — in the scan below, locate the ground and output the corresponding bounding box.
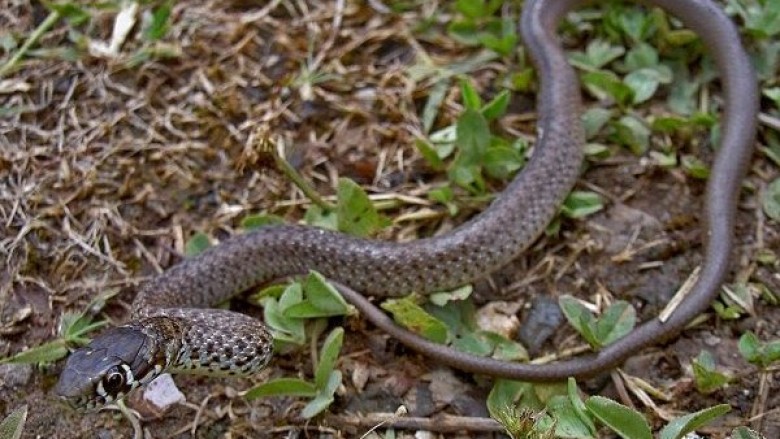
[0,1,778,438]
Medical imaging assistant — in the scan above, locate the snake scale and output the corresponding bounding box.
[55,0,758,410]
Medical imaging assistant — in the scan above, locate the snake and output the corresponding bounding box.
[55,0,757,411]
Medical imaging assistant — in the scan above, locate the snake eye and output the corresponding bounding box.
[102,366,126,394]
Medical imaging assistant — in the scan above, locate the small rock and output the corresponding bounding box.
[425,369,464,409]
[0,363,32,389]
[474,301,521,339]
[405,383,435,417]
[344,387,403,413]
[130,374,185,418]
[450,392,489,417]
[350,361,370,391]
[517,296,564,355]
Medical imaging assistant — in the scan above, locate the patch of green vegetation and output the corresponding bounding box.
[0,1,179,77]
[447,0,520,57]
[692,350,732,394]
[738,331,780,369]
[0,291,113,366]
[0,406,27,439]
[558,295,636,350]
[244,326,344,419]
[488,377,739,439]
[251,272,352,348]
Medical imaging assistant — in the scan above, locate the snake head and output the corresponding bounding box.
[56,326,161,411]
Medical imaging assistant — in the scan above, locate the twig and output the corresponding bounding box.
[114,400,143,439]
[323,413,505,433]
[0,11,61,78]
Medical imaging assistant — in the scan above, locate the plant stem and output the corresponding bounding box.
[263,138,336,211]
[0,11,61,78]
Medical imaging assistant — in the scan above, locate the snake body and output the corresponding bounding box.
[55,0,757,410]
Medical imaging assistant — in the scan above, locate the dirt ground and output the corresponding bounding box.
[0,1,778,438]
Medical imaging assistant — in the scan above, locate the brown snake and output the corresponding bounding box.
[56,0,758,410]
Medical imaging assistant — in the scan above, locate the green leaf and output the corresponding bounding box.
[594,301,635,345]
[304,204,338,230]
[681,155,710,179]
[241,214,285,230]
[0,405,27,439]
[584,143,611,160]
[477,18,518,56]
[185,232,212,257]
[762,178,780,221]
[659,404,730,439]
[692,350,730,394]
[481,90,510,120]
[577,314,601,349]
[738,330,780,368]
[558,294,593,333]
[448,20,480,46]
[731,426,764,439]
[568,377,597,437]
[0,340,68,365]
[489,333,529,362]
[766,340,780,364]
[569,40,625,71]
[547,395,596,439]
[261,292,306,346]
[625,67,670,104]
[381,297,450,343]
[143,1,172,41]
[559,295,597,346]
[451,331,493,357]
[244,378,317,400]
[585,396,652,439]
[415,138,445,170]
[712,301,742,320]
[297,271,349,317]
[581,71,633,104]
[62,317,107,345]
[460,77,482,110]
[511,68,535,92]
[448,159,485,193]
[455,0,485,19]
[46,3,90,25]
[336,177,383,237]
[487,379,531,420]
[582,108,614,139]
[561,191,604,219]
[315,327,344,390]
[765,87,780,109]
[456,109,491,165]
[250,284,287,301]
[429,285,473,306]
[421,80,449,133]
[301,370,342,419]
[428,186,458,216]
[611,115,650,155]
[651,115,691,134]
[426,298,476,337]
[624,43,659,71]
[483,144,524,180]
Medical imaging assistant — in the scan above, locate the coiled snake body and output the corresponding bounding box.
[56,0,758,410]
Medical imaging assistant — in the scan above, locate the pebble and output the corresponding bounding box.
[0,363,32,389]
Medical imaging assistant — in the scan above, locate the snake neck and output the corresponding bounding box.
[133,316,186,374]
[138,308,274,377]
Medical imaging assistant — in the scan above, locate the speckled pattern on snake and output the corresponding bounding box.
[55,0,758,410]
